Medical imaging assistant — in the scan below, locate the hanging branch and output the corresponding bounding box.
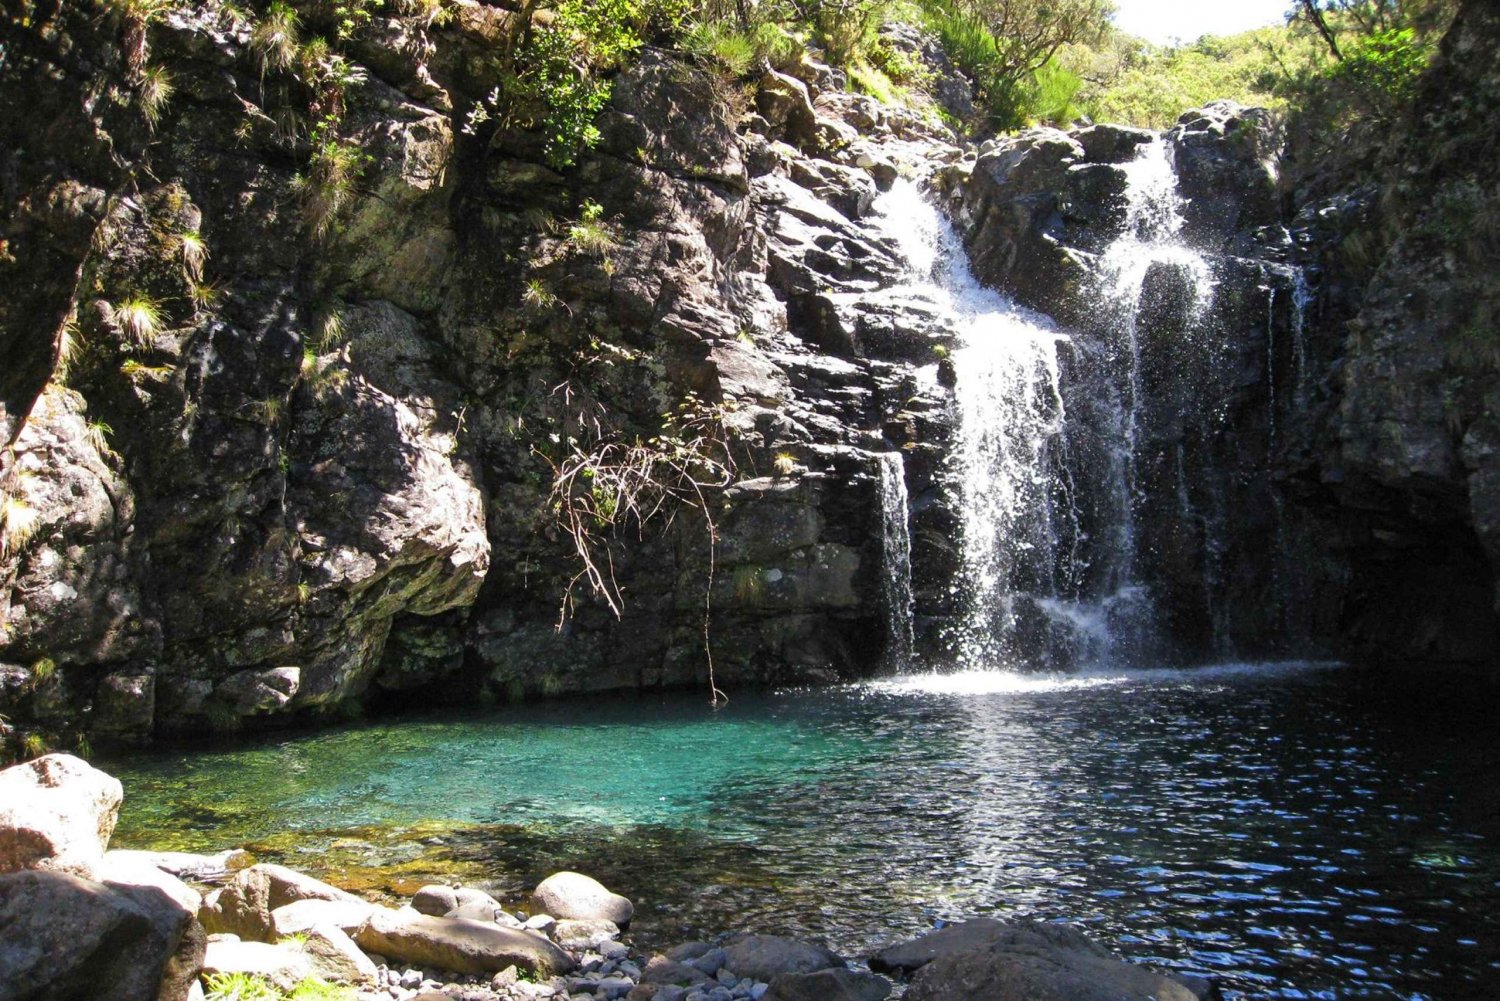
[537,388,737,705]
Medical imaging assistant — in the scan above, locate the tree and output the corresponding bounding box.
[952,0,1114,85]
[923,0,1114,127]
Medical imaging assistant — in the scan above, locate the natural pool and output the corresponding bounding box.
[105,663,1500,1000]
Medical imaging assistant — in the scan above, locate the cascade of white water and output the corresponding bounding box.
[877,451,915,672]
[870,136,1221,672]
[871,181,1071,671]
[1291,266,1312,409]
[1093,138,1217,593]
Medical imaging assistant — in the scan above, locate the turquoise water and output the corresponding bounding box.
[106,664,1500,1000]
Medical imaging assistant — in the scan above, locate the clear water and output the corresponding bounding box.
[106,663,1500,1000]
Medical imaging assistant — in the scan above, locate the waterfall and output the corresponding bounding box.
[877,452,915,672]
[870,136,1225,673]
[871,181,1073,671]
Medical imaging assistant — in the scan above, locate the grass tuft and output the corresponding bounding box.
[2,493,40,556]
[177,231,209,281]
[112,294,163,345]
[138,64,173,128]
[252,1,301,77]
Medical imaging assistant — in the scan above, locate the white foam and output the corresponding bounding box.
[868,660,1341,696]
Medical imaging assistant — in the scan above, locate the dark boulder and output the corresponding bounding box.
[0,869,205,1001]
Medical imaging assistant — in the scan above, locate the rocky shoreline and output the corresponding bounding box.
[1,753,1217,1001]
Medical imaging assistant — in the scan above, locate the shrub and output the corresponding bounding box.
[292,118,368,238]
[567,199,618,257]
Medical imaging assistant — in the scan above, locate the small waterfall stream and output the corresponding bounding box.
[872,137,1230,672]
[876,451,915,672]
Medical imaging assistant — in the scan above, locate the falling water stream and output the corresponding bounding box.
[876,451,914,672]
[870,138,1223,672]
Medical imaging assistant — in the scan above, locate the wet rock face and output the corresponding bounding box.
[0,1,960,740]
[1167,101,1281,251]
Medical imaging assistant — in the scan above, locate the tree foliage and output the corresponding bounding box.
[921,0,1113,128]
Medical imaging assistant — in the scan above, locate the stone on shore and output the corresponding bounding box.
[0,869,206,1001]
[202,939,315,992]
[869,917,1011,975]
[0,753,123,880]
[301,924,380,984]
[764,967,891,1001]
[270,897,377,938]
[98,851,203,914]
[354,905,576,976]
[200,862,363,941]
[530,871,634,926]
[626,954,716,997]
[412,883,506,920]
[552,917,621,949]
[889,920,1202,1001]
[721,934,845,982]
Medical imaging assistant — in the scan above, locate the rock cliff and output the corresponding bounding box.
[2,0,1497,748]
[0,1,963,745]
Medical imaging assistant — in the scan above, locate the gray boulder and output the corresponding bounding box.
[199,863,363,941]
[301,925,379,984]
[1073,124,1155,164]
[0,869,206,1001]
[764,968,891,1001]
[412,883,506,922]
[269,897,375,938]
[721,934,844,982]
[1167,101,1280,249]
[870,918,1012,975]
[887,920,1200,1001]
[551,917,621,950]
[0,753,123,880]
[97,852,202,915]
[530,871,633,926]
[353,905,575,976]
